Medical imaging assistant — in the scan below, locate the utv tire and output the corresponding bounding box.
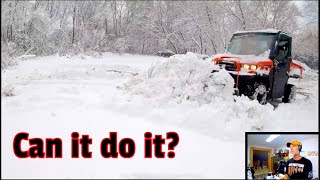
[250,84,268,105]
[282,84,296,103]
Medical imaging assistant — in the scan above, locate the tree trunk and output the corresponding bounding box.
[10,24,13,41]
[72,6,76,44]
[199,30,203,54]
[142,37,145,54]
[105,17,108,36]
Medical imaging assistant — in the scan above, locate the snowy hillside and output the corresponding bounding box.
[1,52,318,178]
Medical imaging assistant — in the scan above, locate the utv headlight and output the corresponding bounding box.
[243,64,250,69]
[250,65,257,70]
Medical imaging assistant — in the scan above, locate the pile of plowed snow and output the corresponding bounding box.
[116,52,317,133]
[120,52,234,104]
[118,52,278,132]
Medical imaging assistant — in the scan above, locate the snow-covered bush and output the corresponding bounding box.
[65,44,85,57]
[1,42,18,70]
[114,37,130,55]
[1,53,17,70]
[121,52,234,104]
[293,53,318,70]
[83,51,103,59]
[1,85,15,97]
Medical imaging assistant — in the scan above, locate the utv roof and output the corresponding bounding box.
[234,29,281,34]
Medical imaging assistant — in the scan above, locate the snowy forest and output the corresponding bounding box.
[1,0,319,69]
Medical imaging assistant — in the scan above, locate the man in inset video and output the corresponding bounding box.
[283,140,313,179]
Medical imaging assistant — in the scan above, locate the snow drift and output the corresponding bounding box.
[121,52,234,104]
[118,52,276,133]
[118,52,318,135]
[1,52,318,178]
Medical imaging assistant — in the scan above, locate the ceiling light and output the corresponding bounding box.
[266,135,280,142]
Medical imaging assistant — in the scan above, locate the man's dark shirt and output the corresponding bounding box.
[285,157,313,179]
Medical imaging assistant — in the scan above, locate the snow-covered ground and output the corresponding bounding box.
[1,52,318,178]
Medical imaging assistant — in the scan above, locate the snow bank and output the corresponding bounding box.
[121,52,234,104]
[293,60,314,76]
[118,52,275,134]
[1,52,317,178]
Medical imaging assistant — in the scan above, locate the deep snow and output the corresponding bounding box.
[1,52,318,178]
[120,52,234,104]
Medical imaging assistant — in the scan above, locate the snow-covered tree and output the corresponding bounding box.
[1,0,317,69]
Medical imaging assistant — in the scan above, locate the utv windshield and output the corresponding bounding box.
[227,33,276,56]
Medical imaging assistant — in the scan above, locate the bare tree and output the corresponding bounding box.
[2,0,317,69]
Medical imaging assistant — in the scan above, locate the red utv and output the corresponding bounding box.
[212,29,304,104]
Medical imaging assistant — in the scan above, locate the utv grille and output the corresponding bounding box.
[217,61,237,71]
